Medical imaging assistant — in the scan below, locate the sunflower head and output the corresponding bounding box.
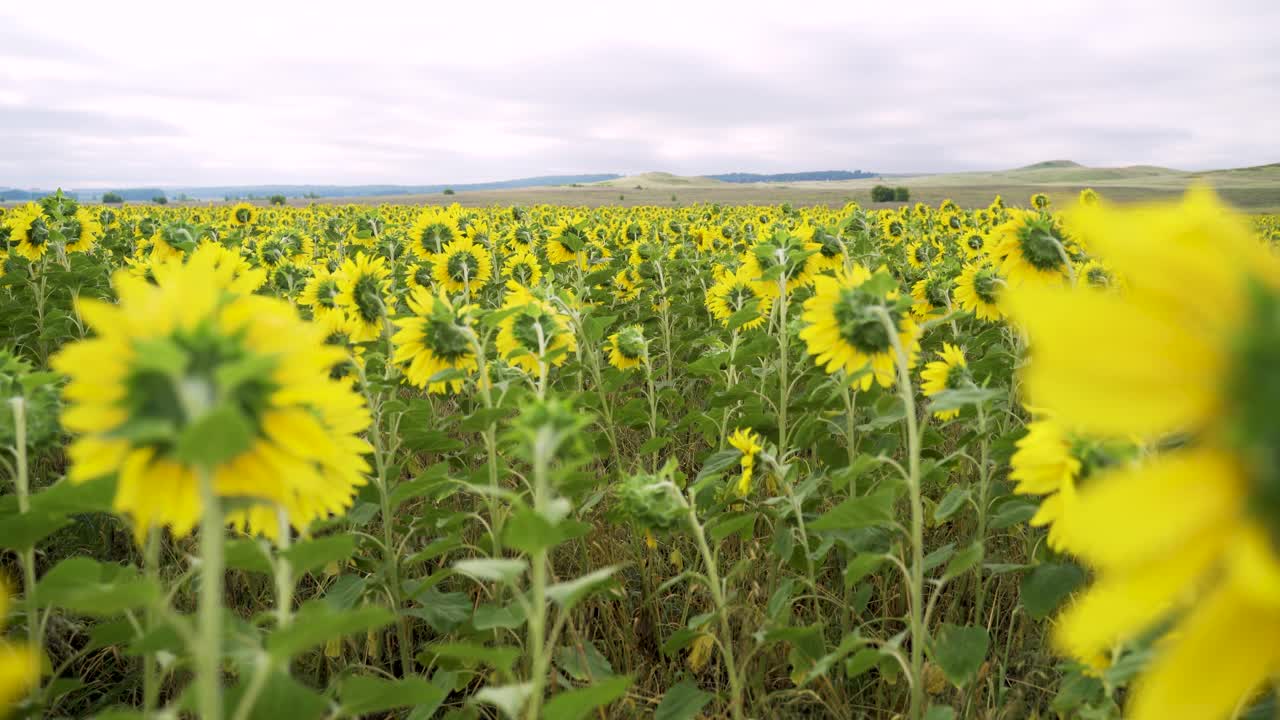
[336,252,393,343]
[432,236,494,293]
[799,266,918,389]
[52,250,372,540]
[920,343,970,419]
[229,202,258,227]
[606,325,647,370]
[392,287,477,393]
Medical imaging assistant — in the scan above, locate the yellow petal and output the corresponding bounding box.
[1128,584,1280,720]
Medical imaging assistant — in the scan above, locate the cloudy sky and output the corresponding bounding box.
[2,0,1276,188]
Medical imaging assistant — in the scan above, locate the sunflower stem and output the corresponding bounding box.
[525,425,553,720]
[143,529,161,717]
[196,466,225,720]
[876,308,926,720]
[9,397,42,707]
[686,489,745,720]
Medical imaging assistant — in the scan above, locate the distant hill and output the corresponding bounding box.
[1,174,624,203]
[708,170,876,183]
[1016,160,1085,171]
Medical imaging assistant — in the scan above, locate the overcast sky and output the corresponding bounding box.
[2,0,1276,188]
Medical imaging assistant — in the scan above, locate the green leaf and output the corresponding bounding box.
[30,475,116,515]
[695,449,742,482]
[845,648,882,678]
[989,500,1039,529]
[389,464,454,509]
[930,623,989,687]
[810,487,897,531]
[584,314,618,343]
[471,682,534,720]
[554,641,614,682]
[542,676,631,720]
[1021,563,1086,619]
[404,589,472,633]
[924,706,957,720]
[504,508,567,555]
[224,538,273,574]
[454,558,528,584]
[267,603,394,658]
[638,436,670,454]
[927,387,1000,413]
[172,404,254,467]
[0,510,71,551]
[225,671,327,720]
[843,554,884,590]
[400,429,465,453]
[933,486,970,524]
[654,680,713,720]
[422,642,522,674]
[942,542,984,582]
[709,512,756,542]
[547,566,620,611]
[36,558,160,615]
[727,306,760,331]
[281,535,356,575]
[339,675,446,716]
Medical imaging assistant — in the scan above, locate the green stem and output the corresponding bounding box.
[525,426,553,720]
[974,405,991,624]
[9,398,41,707]
[776,269,790,452]
[878,309,925,720]
[196,467,225,720]
[686,491,745,720]
[143,529,161,717]
[274,507,293,629]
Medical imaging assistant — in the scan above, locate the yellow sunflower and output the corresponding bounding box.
[65,206,104,254]
[51,248,373,540]
[431,235,493,294]
[0,586,38,712]
[335,252,393,343]
[727,428,763,497]
[391,287,477,393]
[298,265,343,322]
[991,210,1076,288]
[1009,417,1082,548]
[5,203,51,261]
[919,343,968,420]
[705,265,773,331]
[910,276,952,320]
[606,325,647,370]
[495,282,578,374]
[954,262,1004,322]
[229,202,258,228]
[799,266,919,390]
[1003,187,1280,720]
[408,207,462,258]
[499,249,541,287]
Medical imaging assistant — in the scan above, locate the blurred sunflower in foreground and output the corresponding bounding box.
[1005,187,1280,720]
[52,244,373,540]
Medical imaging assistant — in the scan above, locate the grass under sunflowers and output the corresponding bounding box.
[1,191,1279,720]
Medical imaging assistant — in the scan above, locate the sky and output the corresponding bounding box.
[2,0,1277,188]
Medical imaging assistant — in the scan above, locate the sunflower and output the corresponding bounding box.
[1009,417,1082,548]
[1003,187,1280,720]
[409,207,462,258]
[727,428,763,497]
[391,287,477,393]
[958,230,989,260]
[919,343,968,420]
[0,587,37,710]
[878,214,906,244]
[298,266,342,322]
[431,236,493,294]
[613,267,642,302]
[910,275,952,319]
[229,202,258,228]
[1079,188,1100,206]
[336,252,393,343]
[64,206,104,254]
[741,230,822,298]
[1077,258,1120,291]
[495,282,578,374]
[51,249,372,540]
[403,261,435,294]
[799,265,919,390]
[502,249,544,287]
[991,210,1077,287]
[954,262,1004,322]
[1030,192,1050,209]
[606,325,647,370]
[906,240,938,271]
[705,265,773,331]
[5,203,51,261]
[545,222,588,266]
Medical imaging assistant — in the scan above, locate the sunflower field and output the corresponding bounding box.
[1,189,1279,719]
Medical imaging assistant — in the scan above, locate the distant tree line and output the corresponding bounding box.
[871,185,910,202]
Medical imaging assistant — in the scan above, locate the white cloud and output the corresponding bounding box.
[1,0,1276,187]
